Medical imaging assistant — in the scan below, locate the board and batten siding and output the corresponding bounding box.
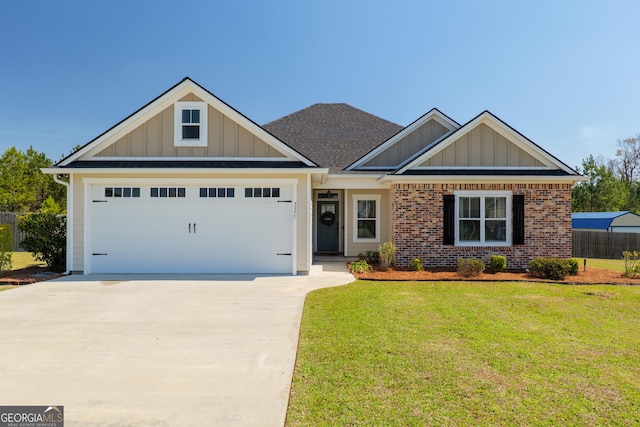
[96,94,284,159]
[420,123,545,168]
[363,119,450,167]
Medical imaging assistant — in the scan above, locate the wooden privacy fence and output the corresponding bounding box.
[0,212,26,252]
[572,230,640,259]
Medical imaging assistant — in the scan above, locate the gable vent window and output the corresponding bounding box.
[174,102,207,147]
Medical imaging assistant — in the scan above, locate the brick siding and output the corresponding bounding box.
[391,183,573,270]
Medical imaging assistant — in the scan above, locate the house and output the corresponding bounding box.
[572,212,640,233]
[43,77,584,274]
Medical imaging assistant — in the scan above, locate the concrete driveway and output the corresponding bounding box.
[0,265,353,426]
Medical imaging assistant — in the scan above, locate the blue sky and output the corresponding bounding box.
[1,0,638,169]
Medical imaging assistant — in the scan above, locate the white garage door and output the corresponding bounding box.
[88,183,295,274]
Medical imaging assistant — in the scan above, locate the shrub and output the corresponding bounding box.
[622,251,640,278]
[348,259,372,274]
[489,255,506,273]
[40,196,63,214]
[358,250,379,264]
[529,257,578,280]
[412,257,424,272]
[566,258,579,276]
[0,224,12,273]
[378,241,397,271]
[457,258,485,277]
[18,213,66,272]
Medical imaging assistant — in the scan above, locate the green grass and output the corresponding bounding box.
[287,281,640,426]
[582,257,626,273]
[10,252,44,270]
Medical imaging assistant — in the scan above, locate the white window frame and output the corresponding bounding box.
[174,102,208,147]
[352,194,381,243]
[455,190,511,247]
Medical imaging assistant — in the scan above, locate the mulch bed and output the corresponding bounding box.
[353,266,640,285]
[2,265,639,286]
[0,266,64,285]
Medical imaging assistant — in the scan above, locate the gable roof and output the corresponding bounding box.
[56,77,316,168]
[346,108,460,170]
[395,110,580,176]
[263,103,403,173]
[572,211,640,230]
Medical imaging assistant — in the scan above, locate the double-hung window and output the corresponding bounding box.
[174,102,208,147]
[353,194,381,242]
[455,191,510,246]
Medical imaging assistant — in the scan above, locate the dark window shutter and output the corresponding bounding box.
[443,195,455,245]
[513,194,525,245]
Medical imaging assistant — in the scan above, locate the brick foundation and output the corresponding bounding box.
[392,183,573,270]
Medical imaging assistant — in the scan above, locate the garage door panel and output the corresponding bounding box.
[89,184,294,274]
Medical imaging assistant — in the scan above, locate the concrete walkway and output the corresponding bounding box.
[0,262,353,426]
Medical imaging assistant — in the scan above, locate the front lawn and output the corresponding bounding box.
[583,257,626,273]
[287,281,640,426]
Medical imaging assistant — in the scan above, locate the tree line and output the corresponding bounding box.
[572,135,640,212]
[0,146,66,212]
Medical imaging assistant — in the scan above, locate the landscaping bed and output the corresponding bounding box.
[0,266,63,285]
[353,265,640,285]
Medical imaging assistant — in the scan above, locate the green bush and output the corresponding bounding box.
[622,251,640,278]
[358,250,379,264]
[529,257,578,280]
[566,258,579,276]
[0,224,12,273]
[412,257,424,272]
[18,213,66,272]
[457,258,485,277]
[348,259,372,274]
[378,241,397,271]
[489,255,506,273]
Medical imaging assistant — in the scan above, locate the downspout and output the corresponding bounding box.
[52,174,72,275]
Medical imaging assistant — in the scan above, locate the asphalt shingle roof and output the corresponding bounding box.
[263,103,403,173]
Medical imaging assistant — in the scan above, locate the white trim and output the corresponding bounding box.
[84,156,295,162]
[397,111,577,175]
[344,189,349,256]
[454,190,511,247]
[412,166,553,171]
[59,78,316,167]
[316,175,391,190]
[44,167,327,175]
[291,182,298,275]
[82,177,299,185]
[83,177,298,275]
[83,181,92,275]
[174,102,208,147]
[306,175,312,272]
[351,166,397,170]
[352,194,381,243]
[347,108,459,170]
[378,174,586,184]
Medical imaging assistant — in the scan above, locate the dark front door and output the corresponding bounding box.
[317,201,339,252]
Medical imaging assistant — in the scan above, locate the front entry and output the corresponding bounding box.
[317,200,340,252]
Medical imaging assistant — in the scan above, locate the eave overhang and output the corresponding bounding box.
[378,173,587,184]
